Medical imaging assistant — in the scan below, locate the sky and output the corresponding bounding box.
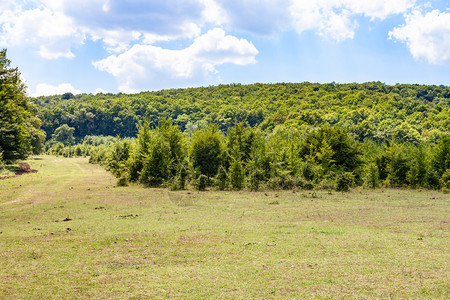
[1,0,450,96]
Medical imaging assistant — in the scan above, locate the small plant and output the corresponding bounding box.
[116,176,129,187]
[440,169,450,193]
[195,174,208,191]
[28,250,42,260]
[0,151,4,170]
[365,163,379,189]
[303,181,315,190]
[425,169,440,190]
[335,172,354,192]
[171,162,189,191]
[229,159,244,190]
[215,165,228,190]
[248,170,261,191]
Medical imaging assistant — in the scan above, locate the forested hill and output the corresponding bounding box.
[31,82,449,143]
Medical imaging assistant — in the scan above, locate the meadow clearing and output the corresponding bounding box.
[0,156,449,299]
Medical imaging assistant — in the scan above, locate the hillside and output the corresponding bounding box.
[31,82,449,143]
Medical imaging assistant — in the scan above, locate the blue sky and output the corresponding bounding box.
[1,0,449,96]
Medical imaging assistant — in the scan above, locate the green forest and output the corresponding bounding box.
[1,50,450,191]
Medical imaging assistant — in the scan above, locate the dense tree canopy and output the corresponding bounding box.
[33,81,449,191]
[30,82,449,145]
[0,49,45,162]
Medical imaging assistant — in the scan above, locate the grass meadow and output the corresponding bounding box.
[0,156,449,299]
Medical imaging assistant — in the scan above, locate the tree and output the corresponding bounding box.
[157,118,185,176]
[229,157,244,190]
[300,126,362,174]
[191,125,225,178]
[0,49,44,161]
[432,135,450,177]
[128,119,153,181]
[140,135,171,186]
[51,124,75,146]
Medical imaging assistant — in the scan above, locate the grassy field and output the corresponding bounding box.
[0,156,449,299]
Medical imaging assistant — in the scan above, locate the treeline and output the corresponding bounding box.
[81,119,450,192]
[32,82,449,145]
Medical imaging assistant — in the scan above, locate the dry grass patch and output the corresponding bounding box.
[0,156,449,298]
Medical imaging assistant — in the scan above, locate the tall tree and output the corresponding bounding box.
[0,49,34,161]
[191,125,225,178]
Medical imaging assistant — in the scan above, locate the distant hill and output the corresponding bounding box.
[30,82,449,143]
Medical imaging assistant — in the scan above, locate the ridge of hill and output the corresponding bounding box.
[31,82,449,143]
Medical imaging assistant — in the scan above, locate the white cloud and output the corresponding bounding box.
[59,0,207,49]
[0,0,420,61]
[0,0,214,58]
[214,0,290,36]
[32,83,81,96]
[206,0,416,41]
[93,28,258,92]
[0,6,83,59]
[0,0,16,11]
[38,45,75,59]
[289,0,416,41]
[94,88,108,94]
[343,0,416,20]
[199,0,228,25]
[389,9,450,65]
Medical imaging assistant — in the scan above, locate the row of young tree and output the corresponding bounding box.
[84,119,450,192]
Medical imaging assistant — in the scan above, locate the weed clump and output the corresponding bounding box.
[117,176,128,187]
[195,174,208,191]
[335,172,354,192]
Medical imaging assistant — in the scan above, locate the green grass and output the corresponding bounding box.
[1,156,449,299]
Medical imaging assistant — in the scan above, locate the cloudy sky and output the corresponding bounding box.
[1,0,449,96]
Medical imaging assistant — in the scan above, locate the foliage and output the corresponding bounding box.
[26,80,449,191]
[431,135,450,177]
[190,125,225,178]
[440,169,450,190]
[50,124,75,146]
[0,151,4,170]
[0,49,45,161]
[29,82,449,145]
[216,165,228,190]
[139,134,171,186]
[300,126,363,175]
[229,158,245,190]
[116,176,129,187]
[335,172,355,192]
[195,174,208,191]
[82,118,450,191]
[364,163,379,189]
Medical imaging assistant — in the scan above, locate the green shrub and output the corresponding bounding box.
[216,165,228,190]
[139,136,171,186]
[116,176,129,187]
[335,172,354,192]
[425,169,440,190]
[247,169,264,191]
[195,174,208,191]
[191,125,225,178]
[365,163,379,188]
[440,169,450,190]
[230,159,244,190]
[177,161,189,190]
[0,151,4,170]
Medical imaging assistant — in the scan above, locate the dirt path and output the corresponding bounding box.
[0,156,115,206]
